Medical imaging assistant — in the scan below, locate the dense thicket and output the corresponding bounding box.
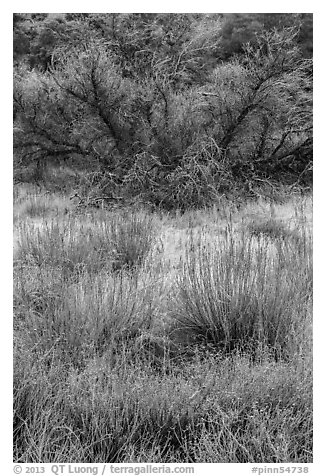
[13,13,313,208]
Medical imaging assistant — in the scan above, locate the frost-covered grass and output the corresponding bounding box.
[13,188,312,463]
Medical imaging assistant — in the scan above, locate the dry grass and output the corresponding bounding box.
[13,185,72,222]
[169,225,312,358]
[13,187,313,463]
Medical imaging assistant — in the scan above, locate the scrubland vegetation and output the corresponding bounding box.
[14,14,312,207]
[13,185,312,463]
[13,13,312,463]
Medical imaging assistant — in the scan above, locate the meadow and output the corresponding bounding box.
[13,184,313,463]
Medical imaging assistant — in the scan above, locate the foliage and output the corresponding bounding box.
[13,13,313,71]
[199,28,312,182]
[13,15,312,209]
[217,13,313,60]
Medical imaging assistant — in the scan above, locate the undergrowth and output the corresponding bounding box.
[13,189,313,463]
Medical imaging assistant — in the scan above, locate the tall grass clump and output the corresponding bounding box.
[170,224,312,359]
[20,270,163,366]
[108,209,155,271]
[15,209,155,276]
[14,206,159,369]
[15,218,113,276]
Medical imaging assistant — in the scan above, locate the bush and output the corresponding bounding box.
[14,27,312,208]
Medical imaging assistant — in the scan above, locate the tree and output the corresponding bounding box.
[14,18,312,206]
[198,27,312,183]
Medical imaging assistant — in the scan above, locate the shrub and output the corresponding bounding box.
[14,27,312,208]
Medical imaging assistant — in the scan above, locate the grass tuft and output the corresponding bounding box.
[169,226,312,359]
[108,209,155,271]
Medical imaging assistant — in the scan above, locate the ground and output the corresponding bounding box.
[13,184,313,463]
